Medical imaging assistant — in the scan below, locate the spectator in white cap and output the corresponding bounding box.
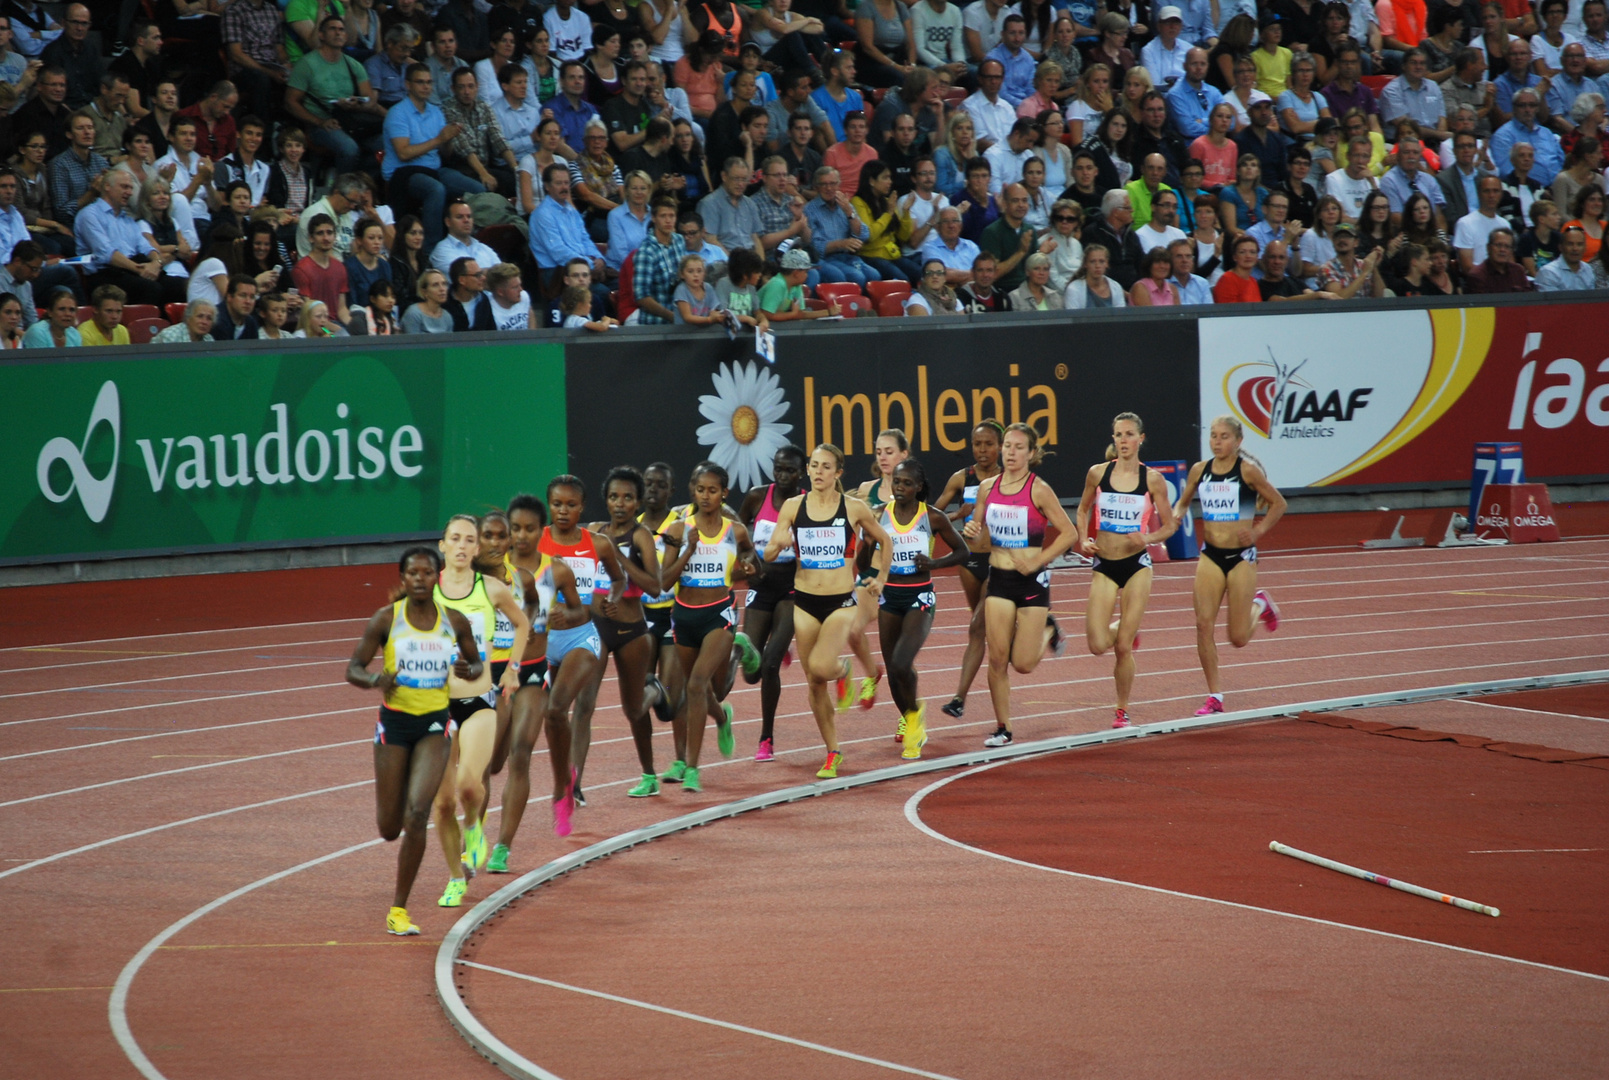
[757,246,843,320]
[1234,88,1293,184]
[1140,8,1191,88]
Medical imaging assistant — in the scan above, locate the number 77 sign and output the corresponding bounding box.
[1469,442,1524,524]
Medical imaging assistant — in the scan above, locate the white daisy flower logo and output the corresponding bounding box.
[696,360,793,491]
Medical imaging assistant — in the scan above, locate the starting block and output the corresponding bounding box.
[1474,483,1561,543]
[1360,511,1425,549]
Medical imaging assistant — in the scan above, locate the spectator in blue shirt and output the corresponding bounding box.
[1489,90,1566,186]
[364,24,417,108]
[606,171,653,272]
[1165,48,1224,139]
[529,161,608,301]
[544,60,598,158]
[381,63,487,250]
[75,169,181,305]
[986,16,1036,106]
[1493,39,1544,125]
[803,165,882,287]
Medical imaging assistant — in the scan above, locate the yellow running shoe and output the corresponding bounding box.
[816,749,844,778]
[387,907,420,936]
[439,878,467,908]
[463,820,488,873]
[857,671,880,709]
[901,704,927,760]
[834,659,854,712]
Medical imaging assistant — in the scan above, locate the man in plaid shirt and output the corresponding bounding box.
[442,67,519,195]
[221,0,288,125]
[632,196,688,324]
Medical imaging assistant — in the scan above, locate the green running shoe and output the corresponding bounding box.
[628,773,661,797]
[834,659,854,712]
[439,878,467,908]
[661,759,687,783]
[487,844,510,874]
[462,820,488,873]
[717,702,735,757]
[733,631,762,677]
[683,765,702,793]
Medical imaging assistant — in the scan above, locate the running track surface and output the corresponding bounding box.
[3,529,1607,1078]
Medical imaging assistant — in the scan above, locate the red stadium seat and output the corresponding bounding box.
[876,294,906,317]
[814,282,863,304]
[128,318,167,344]
[1360,75,1391,94]
[866,279,911,304]
[943,87,967,108]
[122,304,160,323]
[165,302,186,323]
[804,297,829,310]
[834,293,876,317]
[76,306,94,325]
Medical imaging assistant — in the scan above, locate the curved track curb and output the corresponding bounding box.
[435,668,1609,1079]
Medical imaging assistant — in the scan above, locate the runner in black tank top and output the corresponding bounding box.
[934,421,1003,719]
[737,444,807,761]
[761,444,891,779]
[1074,413,1178,730]
[1170,415,1286,716]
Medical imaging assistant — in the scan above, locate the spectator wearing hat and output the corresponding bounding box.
[759,247,842,319]
[1235,89,1293,183]
[1252,13,1292,98]
[1141,8,1192,87]
[1319,221,1387,296]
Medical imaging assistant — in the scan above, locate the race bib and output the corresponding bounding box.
[986,503,1029,549]
[562,555,597,595]
[1200,480,1242,523]
[1097,491,1146,534]
[393,634,450,689]
[797,525,846,568]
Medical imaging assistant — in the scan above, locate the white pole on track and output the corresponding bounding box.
[1270,841,1501,917]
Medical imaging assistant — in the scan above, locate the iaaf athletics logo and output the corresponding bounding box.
[36,379,429,523]
[1225,349,1374,439]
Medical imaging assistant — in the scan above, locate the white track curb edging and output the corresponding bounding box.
[436,668,1609,1080]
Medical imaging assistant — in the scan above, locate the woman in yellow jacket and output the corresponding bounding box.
[851,161,923,284]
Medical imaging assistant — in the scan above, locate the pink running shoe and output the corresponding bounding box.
[1112,708,1131,729]
[754,737,775,762]
[1194,697,1225,716]
[1132,630,1141,651]
[782,646,794,669]
[553,768,577,838]
[1255,590,1280,633]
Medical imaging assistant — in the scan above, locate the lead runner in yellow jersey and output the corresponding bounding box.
[347,547,484,938]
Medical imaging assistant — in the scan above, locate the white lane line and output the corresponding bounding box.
[901,765,1609,985]
[459,959,967,1080]
[1455,699,1609,726]
[109,837,381,1080]
[0,616,367,654]
[0,636,355,676]
[0,706,369,762]
[0,780,372,882]
[0,658,349,702]
[1470,849,1605,854]
[0,681,349,729]
[0,739,369,809]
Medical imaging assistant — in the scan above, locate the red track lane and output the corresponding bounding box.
[1,538,1606,1078]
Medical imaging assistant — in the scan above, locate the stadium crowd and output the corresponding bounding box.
[1,0,1606,345]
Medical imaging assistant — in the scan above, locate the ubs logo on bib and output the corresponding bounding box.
[1199,310,1492,488]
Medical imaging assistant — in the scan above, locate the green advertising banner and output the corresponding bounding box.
[5,341,567,563]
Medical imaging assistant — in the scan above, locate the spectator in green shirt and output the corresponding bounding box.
[976,182,1036,291]
[757,247,841,319]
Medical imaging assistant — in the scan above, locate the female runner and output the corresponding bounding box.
[762,444,892,778]
[844,430,913,710]
[488,495,590,870]
[658,462,762,792]
[347,547,482,936]
[1074,412,1178,729]
[475,511,530,781]
[638,462,685,724]
[936,420,1003,720]
[859,458,967,758]
[432,515,529,907]
[1170,415,1285,715]
[539,475,628,814]
[572,466,674,798]
[737,444,807,761]
[964,423,1077,746]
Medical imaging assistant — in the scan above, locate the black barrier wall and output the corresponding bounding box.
[566,317,1200,503]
